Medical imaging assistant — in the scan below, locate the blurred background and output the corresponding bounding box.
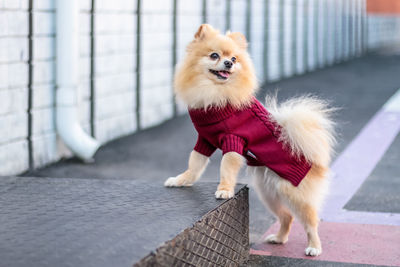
[1,0,399,176]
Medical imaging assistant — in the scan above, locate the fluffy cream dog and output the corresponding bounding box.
[164,24,336,257]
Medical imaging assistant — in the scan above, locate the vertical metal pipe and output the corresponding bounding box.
[349,0,354,57]
[202,0,207,23]
[135,0,142,130]
[172,0,178,117]
[342,0,347,60]
[354,0,359,56]
[90,0,95,137]
[331,0,335,65]
[27,0,33,169]
[226,0,231,32]
[361,0,368,53]
[292,0,297,75]
[279,0,285,78]
[321,0,327,66]
[347,0,351,59]
[313,0,318,69]
[303,0,309,72]
[246,0,252,50]
[56,0,100,160]
[263,0,269,80]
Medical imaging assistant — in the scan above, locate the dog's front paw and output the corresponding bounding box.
[164,177,181,187]
[305,246,322,257]
[164,176,193,187]
[215,190,234,199]
[264,234,288,244]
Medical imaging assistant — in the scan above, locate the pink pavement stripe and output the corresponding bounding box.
[251,221,400,266]
[321,109,400,224]
[249,248,272,256]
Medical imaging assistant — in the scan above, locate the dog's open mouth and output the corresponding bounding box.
[209,69,231,80]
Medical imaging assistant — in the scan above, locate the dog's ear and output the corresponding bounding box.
[227,32,248,49]
[194,24,215,40]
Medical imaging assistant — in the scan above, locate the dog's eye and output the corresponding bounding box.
[231,57,236,63]
[210,53,219,60]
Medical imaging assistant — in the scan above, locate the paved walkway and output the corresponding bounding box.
[24,52,400,266]
[0,178,247,266]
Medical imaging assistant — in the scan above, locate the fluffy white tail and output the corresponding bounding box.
[265,95,336,167]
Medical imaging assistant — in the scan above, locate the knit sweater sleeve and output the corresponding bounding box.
[193,135,217,157]
[221,134,246,156]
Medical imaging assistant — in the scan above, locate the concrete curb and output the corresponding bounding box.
[136,187,249,267]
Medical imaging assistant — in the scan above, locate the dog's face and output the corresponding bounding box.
[197,36,240,84]
[175,24,258,109]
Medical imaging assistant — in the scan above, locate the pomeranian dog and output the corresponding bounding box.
[164,24,336,257]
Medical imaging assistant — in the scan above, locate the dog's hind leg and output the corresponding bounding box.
[292,202,321,256]
[279,179,323,256]
[252,168,294,244]
[264,205,294,244]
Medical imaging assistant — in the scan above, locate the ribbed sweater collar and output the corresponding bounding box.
[188,105,237,125]
[188,99,255,125]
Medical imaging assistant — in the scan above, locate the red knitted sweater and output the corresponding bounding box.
[188,98,311,186]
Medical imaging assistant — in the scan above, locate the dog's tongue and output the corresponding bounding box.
[218,71,230,78]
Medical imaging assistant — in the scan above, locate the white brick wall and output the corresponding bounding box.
[325,0,336,65]
[177,0,202,62]
[0,87,27,115]
[3,10,29,36]
[335,0,344,61]
[368,15,400,50]
[0,37,28,63]
[0,113,27,144]
[78,0,91,134]
[358,4,364,55]
[250,0,265,81]
[0,3,29,175]
[31,3,59,169]
[295,0,305,74]
[230,0,247,34]
[282,0,294,78]
[207,0,227,32]
[267,0,278,81]
[2,0,398,176]
[344,0,351,59]
[32,132,57,168]
[316,0,325,68]
[1,0,28,9]
[0,140,29,176]
[33,0,54,10]
[93,0,137,143]
[176,0,202,114]
[306,0,316,71]
[140,0,173,129]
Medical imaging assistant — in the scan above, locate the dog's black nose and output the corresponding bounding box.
[224,60,233,69]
